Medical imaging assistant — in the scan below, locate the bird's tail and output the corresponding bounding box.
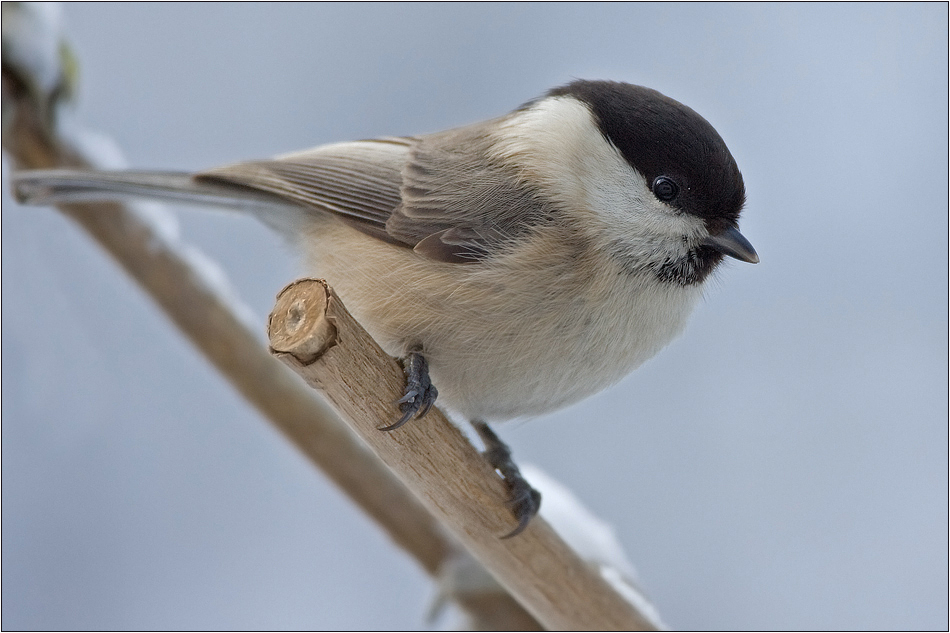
[11,169,302,216]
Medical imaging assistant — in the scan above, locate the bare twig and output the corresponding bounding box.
[2,65,451,575]
[3,5,665,629]
[268,278,660,631]
[0,7,545,627]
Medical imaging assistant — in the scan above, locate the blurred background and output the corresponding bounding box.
[2,3,947,630]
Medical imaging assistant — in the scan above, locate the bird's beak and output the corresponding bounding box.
[702,227,759,264]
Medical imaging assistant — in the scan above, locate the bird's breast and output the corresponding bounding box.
[301,218,703,422]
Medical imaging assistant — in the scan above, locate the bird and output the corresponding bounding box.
[13,79,758,536]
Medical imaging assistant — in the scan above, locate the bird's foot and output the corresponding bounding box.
[381,349,439,431]
[472,420,541,538]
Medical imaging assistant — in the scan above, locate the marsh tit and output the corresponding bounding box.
[13,80,758,535]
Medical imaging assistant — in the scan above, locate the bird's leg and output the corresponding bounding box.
[471,420,542,538]
[380,348,439,431]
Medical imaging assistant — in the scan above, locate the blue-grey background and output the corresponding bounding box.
[2,3,947,630]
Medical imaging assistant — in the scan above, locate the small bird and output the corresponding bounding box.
[13,79,757,535]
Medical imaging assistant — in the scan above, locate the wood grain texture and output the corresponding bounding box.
[2,48,546,629]
[268,278,660,631]
[3,27,662,626]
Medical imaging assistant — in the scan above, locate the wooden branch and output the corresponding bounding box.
[2,68,448,572]
[2,24,542,628]
[2,17,541,630]
[3,9,665,628]
[268,278,660,631]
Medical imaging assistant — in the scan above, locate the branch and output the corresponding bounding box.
[268,278,660,630]
[2,4,543,627]
[3,55,453,571]
[2,5,665,629]
[2,2,552,630]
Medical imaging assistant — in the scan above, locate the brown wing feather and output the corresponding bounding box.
[197,137,408,239]
[386,120,556,262]
[196,124,555,263]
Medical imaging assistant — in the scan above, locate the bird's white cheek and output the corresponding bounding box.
[488,94,707,263]
[584,173,705,262]
[554,125,704,255]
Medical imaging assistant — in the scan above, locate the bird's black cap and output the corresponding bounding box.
[547,80,746,235]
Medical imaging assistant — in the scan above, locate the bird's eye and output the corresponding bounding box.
[652,176,679,202]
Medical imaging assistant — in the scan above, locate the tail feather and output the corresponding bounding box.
[12,169,301,214]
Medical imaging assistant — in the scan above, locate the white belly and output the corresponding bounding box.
[298,219,702,422]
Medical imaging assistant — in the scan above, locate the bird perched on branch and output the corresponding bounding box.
[13,79,757,535]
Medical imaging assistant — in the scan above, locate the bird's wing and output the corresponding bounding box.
[197,137,412,246]
[387,121,554,262]
[199,121,554,263]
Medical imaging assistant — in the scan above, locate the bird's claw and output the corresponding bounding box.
[380,350,438,431]
[472,421,541,538]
